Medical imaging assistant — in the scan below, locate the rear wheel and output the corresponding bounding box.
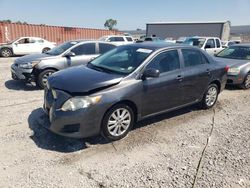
[101,104,134,141]
[37,69,56,89]
[240,73,250,89]
[201,84,219,109]
[1,48,13,57]
[42,48,50,53]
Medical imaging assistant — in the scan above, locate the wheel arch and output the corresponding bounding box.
[209,80,221,93]
[103,100,138,123]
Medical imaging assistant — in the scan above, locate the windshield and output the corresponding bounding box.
[88,45,154,75]
[183,38,206,48]
[46,41,78,56]
[216,46,250,60]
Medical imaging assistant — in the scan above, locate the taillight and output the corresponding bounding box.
[225,66,230,72]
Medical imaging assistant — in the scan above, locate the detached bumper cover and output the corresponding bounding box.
[11,64,34,81]
[43,88,105,138]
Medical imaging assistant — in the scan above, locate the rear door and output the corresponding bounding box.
[141,49,184,116]
[180,49,212,104]
[204,38,217,55]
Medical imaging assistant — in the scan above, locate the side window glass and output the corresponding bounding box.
[182,49,206,67]
[126,37,133,42]
[99,43,116,54]
[17,38,30,44]
[147,50,180,74]
[215,39,221,48]
[205,39,215,48]
[71,43,96,55]
[29,38,36,43]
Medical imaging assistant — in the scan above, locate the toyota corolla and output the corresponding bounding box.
[44,43,227,141]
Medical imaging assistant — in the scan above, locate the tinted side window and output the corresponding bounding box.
[17,38,30,44]
[182,49,207,67]
[99,43,116,54]
[126,37,133,41]
[147,50,180,73]
[109,37,125,42]
[71,43,96,55]
[205,39,215,48]
[215,39,221,48]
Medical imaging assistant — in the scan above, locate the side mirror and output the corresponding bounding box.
[142,68,160,79]
[64,51,76,57]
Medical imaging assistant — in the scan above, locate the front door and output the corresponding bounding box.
[141,49,184,117]
[12,38,32,55]
[64,42,98,68]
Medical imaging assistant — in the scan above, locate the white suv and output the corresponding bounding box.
[99,35,134,46]
[0,37,56,57]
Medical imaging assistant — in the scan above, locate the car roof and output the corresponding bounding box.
[231,43,250,47]
[67,40,118,46]
[125,42,196,50]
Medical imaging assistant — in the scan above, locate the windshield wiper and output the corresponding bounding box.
[88,63,114,73]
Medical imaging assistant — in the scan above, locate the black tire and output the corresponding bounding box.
[0,48,13,57]
[101,104,135,141]
[201,84,219,109]
[240,73,250,89]
[36,69,56,89]
[42,48,50,53]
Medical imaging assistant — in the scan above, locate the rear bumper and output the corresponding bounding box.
[226,74,244,85]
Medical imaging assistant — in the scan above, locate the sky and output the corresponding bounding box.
[0,0,250,30]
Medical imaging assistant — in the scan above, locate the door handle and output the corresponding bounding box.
[176,75,183,81]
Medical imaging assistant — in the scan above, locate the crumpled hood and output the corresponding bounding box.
[48,66,123,94]
[14,53,57,64]
[214,57,250,68]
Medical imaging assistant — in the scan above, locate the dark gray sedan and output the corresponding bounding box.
[214,44,250,89]
[44,43,227,141]
[11,40,116,88]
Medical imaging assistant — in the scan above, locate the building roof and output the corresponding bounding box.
[147,21,230,25]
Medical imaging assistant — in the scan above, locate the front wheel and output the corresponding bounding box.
[201,84,219,109]
[37,69,56,89]
[0,48,13,57]
[101,104,134,141]
[240,73,250,89]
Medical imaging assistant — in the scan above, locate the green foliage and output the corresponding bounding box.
[104,19,117,30]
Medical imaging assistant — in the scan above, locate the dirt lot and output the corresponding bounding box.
[0,57,249,188]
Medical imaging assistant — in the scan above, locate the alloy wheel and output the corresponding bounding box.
[107,108,131,137]
[42,71,53,86]
[1,49,11,57]
[244,74,250,88]
[205,86,218,107]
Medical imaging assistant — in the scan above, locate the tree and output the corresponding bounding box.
[104,19,117,30]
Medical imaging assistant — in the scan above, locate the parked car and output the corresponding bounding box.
[214,44,250,89]
[183,36,224,55]
[44,43,227,141]
[11,40,116,88]
[0,37,56,57]
[221,41,236,48]
[136,37,162,43]
[99,35,134,46]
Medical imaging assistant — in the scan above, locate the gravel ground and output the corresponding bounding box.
[0,57,249,188]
